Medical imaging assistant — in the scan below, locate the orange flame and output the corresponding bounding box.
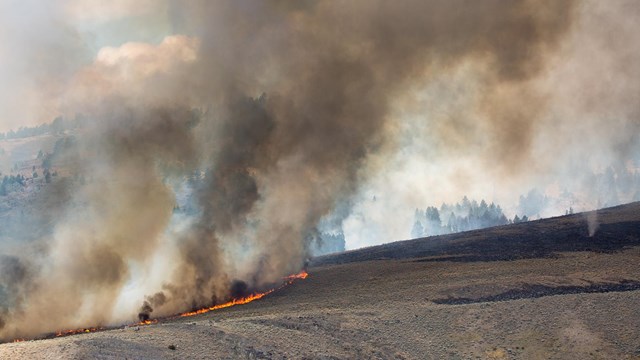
[180,270,308,317]
[284,271,309,281]
[55,327,103,337]
[8,270,308,343]
[180,289,275,317]
[137,319,158,326]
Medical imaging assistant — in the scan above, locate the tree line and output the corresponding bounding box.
[0,115,85,141]
[411,196,529,238]
[0,174,26,196]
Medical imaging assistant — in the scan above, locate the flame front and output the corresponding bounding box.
[138,319,158,326]
[284,271,309,281]
[8,270,308,343]
[180,270,308,317]
[55,327,103,337]
[180,290,275,317]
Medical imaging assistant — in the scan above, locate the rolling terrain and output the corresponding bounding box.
[1,202,639,359]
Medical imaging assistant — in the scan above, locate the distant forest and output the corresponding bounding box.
[0,115,85,140]
[411,196,521,238]
[0,115,82,196]
[0,133,73,196]
[2,113,638,252]
[412,164,640,239]
[310,232,346,256]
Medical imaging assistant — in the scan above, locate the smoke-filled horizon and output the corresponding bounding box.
[0,0,639,340]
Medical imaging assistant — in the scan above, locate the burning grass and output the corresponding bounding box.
[7,270,308,343]
[181,270,309,317]
[55,327,104,337]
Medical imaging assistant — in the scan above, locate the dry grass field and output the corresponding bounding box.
[1,202,639,359]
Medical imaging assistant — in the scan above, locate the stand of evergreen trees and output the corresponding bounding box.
[411,196,528,238]
[310,231,346,255]
[0,175,26,196]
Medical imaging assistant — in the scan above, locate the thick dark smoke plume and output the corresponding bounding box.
[0,0,592,339]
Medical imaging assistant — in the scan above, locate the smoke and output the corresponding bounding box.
[343,0,640,247]
[587,211,599,237]
[0,0,89,132]
[1,0,635,339]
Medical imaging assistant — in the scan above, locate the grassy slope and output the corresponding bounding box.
[1,203,639,359]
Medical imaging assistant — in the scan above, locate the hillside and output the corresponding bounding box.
[1,202,639,359]
[313,202,640,266]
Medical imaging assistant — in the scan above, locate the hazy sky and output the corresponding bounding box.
[0,0,177,132]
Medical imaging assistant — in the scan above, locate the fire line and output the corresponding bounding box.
[181,270,308,317]
[8,270,308,343]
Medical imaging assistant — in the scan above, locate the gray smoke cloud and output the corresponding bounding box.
[343,1,640,248]
[2,0,636,340]
[0,0,89,132]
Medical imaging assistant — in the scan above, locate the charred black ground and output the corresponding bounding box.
[312,202,640,266]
